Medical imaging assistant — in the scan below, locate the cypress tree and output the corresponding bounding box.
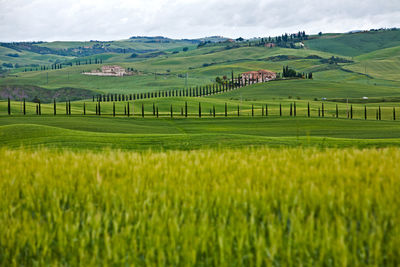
[96,103,98,115]
[54,99,56,115]
[213,105,216,117]
[252,104,254,117]
[290,103,293,116]
[69,100,71,115]
[142,103,144,117]
[39,100,41,115]
[156,107,159,118]
[36,104,38,115]
[266,104,268,117]
[364,106,367,120]
[124,105,127,115]
[379,106,381,120]
[225,103,227,117]
[336,104,339,118]
[98,101,101,115]
[199,102,201,118]
[376,109,378,120]
[237,105,240,116]
[83,102,86,115]
[393,107,396,121]
[127,103,130,117]
[279,104,282,117]
[153,103,155,116]
[185,101,188,117]
[7,97,10,115]
[23,98,26,115]
[350,105,353,119]
[308,103,310,117]
[262,106,264,116]
[294,102,296,117]
[318,108,321,117]
[66,102,68,115]
[170,105,173,118]
[322,103,324,117]
[113,102,115,117]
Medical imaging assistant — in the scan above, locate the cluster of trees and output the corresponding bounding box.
[20,58,104,72]
[0,42,137,57]
[282,66,312,79]
[320,56,353,64]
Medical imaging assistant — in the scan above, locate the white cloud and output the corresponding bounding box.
[0,0,399,41]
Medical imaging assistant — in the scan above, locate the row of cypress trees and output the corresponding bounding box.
[92,74,263,103]
[4,97,397,120]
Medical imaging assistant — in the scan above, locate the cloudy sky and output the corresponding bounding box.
[0,0,399,42]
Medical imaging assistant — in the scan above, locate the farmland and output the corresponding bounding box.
[1,147,400,266]
[1,29,400,266]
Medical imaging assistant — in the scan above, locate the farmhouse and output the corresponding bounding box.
[241,69,276,83]
[83,65,132,77]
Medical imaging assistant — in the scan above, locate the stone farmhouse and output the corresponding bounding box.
[241,70,276,83]
[83,65,132,77]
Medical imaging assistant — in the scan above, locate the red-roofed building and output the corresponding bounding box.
[242,69,276,83]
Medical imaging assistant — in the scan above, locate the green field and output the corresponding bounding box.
[1,30,400,265]
[1,147,399,265]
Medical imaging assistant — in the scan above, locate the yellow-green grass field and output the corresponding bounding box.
[0,147,399,266]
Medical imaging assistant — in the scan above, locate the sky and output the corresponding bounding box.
[0,0,400,42]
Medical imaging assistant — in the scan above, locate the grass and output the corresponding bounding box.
[305,30,400,57]
[1,147,399,265]
[1,116,400,150]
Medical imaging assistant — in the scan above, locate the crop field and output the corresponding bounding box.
[1,30,400,266]
[1,147,399,266]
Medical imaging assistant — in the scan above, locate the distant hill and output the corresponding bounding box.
[305,29,400,57]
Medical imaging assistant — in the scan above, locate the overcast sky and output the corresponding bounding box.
[0,0,399,42]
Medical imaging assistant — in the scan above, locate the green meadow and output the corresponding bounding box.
[1,30,400,266]
[1,147,399,265]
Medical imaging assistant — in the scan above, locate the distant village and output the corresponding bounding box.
[82,65,133,77]
[83,65,277,82]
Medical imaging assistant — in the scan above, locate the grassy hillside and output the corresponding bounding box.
[305,29,400,57]
[1,147,399,265]
[1,115,400,150]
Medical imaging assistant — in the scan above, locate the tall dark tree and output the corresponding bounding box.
[379,106,381,120]
[54,99,56,115]
[279,104,282,117]
[393,107,396,121]
[350,105,353,119]
[83,102,86,115]
[142,103,144,118]
[225,103,227,117]
[23,98,26,115]
[7,97,11,115]
[364,106,367,120]
[113,102,116,117]
[336,104,339,118]
[199,102,201,118]
[294,102,296,116]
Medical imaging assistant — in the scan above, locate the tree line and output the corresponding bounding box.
[5,96,397,121]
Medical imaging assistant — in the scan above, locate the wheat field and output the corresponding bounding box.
[1,147,399,266]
